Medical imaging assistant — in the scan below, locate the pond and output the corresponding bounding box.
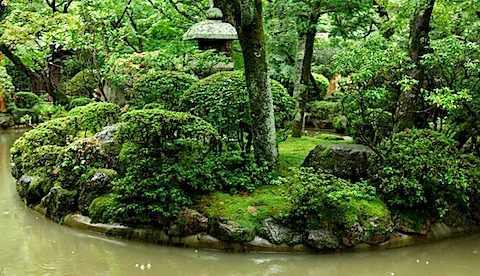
[1,128,480,275]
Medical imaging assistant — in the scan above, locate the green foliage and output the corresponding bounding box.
[306,101,340,120]
[285,167,382,230]
[68,97,94,110]
[0,66,14,98]
[11,116,80,152]
[105,109,220,224]
[89,194,116,223]
[69,102,120,133]
[127,70,197,110]
[93,108,275,225]
[368,129,480,217]
[308,73,329,102]
[31,103,66,122]
[13,91,41,109]
[65,70,97,98]
[55,137,113,189]
[180,71,295,153]
[333,35,407,145]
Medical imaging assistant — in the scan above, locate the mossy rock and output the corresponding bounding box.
[210,217,256,242]
[302,144,372,182]
[0,113,14,128]
[78,169,117,215]
[41,187,78,223]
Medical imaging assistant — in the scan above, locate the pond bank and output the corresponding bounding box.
[31,204,480,253]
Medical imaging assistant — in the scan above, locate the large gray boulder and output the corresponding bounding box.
[305,228,339,250]
[262,218,302,245]
[302,144,372,182]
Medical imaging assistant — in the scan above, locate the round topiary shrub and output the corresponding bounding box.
[68,97,93,110]
[65,70,97,98]
[69,102,120,133]
[308,73,329,102]
[306,101,340,120]
[180,70,295,152]
[368,129,480,217]
[127,70,197,110]
[14,92,41,109]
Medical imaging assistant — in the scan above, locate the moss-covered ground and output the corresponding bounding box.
[194,133,352,231]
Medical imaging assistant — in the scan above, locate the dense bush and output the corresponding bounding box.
[368,129,480,217]
[101,109,220,224]
[306,101,340,120]
[86,109,273,225]
[13,92,41,109]
[69,102,120,133]
[65,70,97,98]
[308,73,329,102]
[127,70,197,110]
[68,97,93,110]
[180,71,295,153]
[286,168,387,231]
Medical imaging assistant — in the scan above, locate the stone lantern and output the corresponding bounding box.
[182,7,238,58]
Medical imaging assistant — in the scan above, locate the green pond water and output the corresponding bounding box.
[2,128,480,276]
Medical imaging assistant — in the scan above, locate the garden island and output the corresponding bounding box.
[1,0,479,253]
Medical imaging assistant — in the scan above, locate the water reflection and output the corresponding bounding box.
[2,128,480,275]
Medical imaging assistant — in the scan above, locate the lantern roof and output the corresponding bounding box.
[182,7,238,41]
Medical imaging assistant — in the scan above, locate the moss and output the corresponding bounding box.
[41,187,78,223]
[89,193,116,223]
[195,185,291,233]
[278,134,350,176]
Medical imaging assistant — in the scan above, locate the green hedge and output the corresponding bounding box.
[180,71,295,153]
[127,70,197,110]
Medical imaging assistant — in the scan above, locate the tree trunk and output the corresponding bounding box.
[395,0,435,131]
[291,28,317,137]
[0,43,67,104]
[219,0,278,170]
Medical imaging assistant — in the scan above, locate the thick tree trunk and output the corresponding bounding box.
[219,0,278,169]
[291,28,317,137]
[395,0,435,131]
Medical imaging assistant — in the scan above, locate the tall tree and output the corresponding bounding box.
[217,0,278,169]
[289,0,374,137]
[395,0,435,130]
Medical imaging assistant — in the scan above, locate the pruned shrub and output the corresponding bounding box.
[14,92,41,109]
[306,101,340,120]
[65,70,97,98]
[308,73,329,102]
[68,97,93,110]
[69,102,120,133]
[180,71,295,153]
[368,129,480,217]
[127,70,197,110]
